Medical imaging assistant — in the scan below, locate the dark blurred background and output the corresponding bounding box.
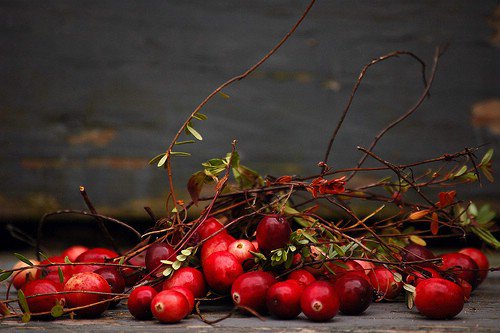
[0,1,499,250]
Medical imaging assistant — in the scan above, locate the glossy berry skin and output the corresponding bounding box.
[368,267,403,300]
[163,267,206,298]
[127,286,157,320]
[256,215,291,252]
[145,243,176,274]
[231,271,276,314]
[405,267,441,286]
[74,248,119,274]
[287,269,316,287]
[61,245,89,262]
[300,281,340,322]
[200,233,236,265]
[333,273,372,315]
[266,280,303,319]
[459,248,489,285]
[353,260,376,274]
[203,251,243,294]
[94,267,125,307]
[12,259,39,290]
[325,260,368,282]
[169,286,195,315]
[197,217,227,240]
[402,244,435,263]
[22,279,65,314]
[122,254,146,287]
[227,239,256,265]
[64,272,111,317]
[439,253,478,287]
[35,256,73,285]
[414,278,464,319]
[151,290,189,323]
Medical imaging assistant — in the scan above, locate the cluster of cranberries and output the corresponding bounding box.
[10,215,491,323]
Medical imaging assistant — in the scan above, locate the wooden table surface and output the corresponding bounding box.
[1,253,498,332]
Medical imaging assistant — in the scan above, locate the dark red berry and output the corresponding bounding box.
[255,215,291,252]
[151,290,189,323]
[145,242,175,275]
[439,253,478,288]
[414,278,464,319]
[197,217,227,240]
[402,244,435,263]
[74,248,119,274]
[163,267,206,298]
[127,286,157,320]
[22,279,65,314]
[231,271,276,314]
[333,273,372,315]
[266,280,303,319]
[368,267,402,300]
[287,269,316,287]
[458,248,489,286]
[94,267,125,307]
[300,281,339,322]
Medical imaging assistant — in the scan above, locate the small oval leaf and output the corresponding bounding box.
[51,304,64,318]
[14,253,34,266]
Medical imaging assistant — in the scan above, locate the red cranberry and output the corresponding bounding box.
[162,267,206,298]
[74,248,119,274]
[231,271,276,314]
[325,260,368,282]
[227,239,256,265]
[266,280,303,319]
[145,242,175,275]
[127,286,157,320]
[405,267,441,286]
[94,267,125,307]
[457,278,472,302]
[287,269,316,287]
[458,247,489,285]
[333,273,372,315]
[353,259,376,274]
[122,253,146,286]
[414,278,464,319]
[197,217,227,240]
[64,272,111,317]
[203,251,243,294]
[151,290,189,323]
[402,244,435,263]
[300,281,340,322]
[22,279,65,314]
[35,256,73,285]
[61,245,89,262]
[169,286,195,315]
[200,233,236,265]
[256,215,291,252]
[367,267,402,300]
[11,259,39,290]
[439,253,478,287]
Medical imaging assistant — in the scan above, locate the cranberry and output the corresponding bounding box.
[64,272,111,317]
[22,279,65,314]
[203,251,243,294]
[227,239,256,265]
[151,290,189,323]
[35,256,73,285]
[61,245,89,262]
[127,286,157,320]
[333,273,372,315]
[94,267,125,307]
[74,248,119,274]
[300,281,339,322]
[287,269,316,287]
[122,253,146,286]
[231,271,276,314]
[405,267,441,286]
[197,217,227,240]
[402,244,435,263]
[353,260,376,274]
[11,259,39,290]
[439,253,478,287]
[266,280,303,319]
[367,266,402,300]
[458,247,489,285]
[169,286,195,315]
[457,278,472,302]
[144,242,175,275]
[414,278,464,319]
[325,260,368,282]
[163,267,206,298]
[256,215,291,252]
[200,233,236,265]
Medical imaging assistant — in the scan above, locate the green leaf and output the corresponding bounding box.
[218,91,230,99]
[393,272,403,283]
[170,151,191,157]
[51,304,64,318]
[39,252,50,262]
[453,165,468,178]
[160,260,174,265]
[285,250,294,269]
[14,253,33,266]
[22,312,31,323]
[476,205,496,225]
[18,289,30,314]
[118,257,125,265]
[175,140,195,145]
[172,261,182,270]
[157,153,169,167]
[302,231,318,244]
[193,113,208,120]
[162,267,173,277]
[332,243,345,256]
[470,227,500,249]
[0,270,13,282]
[187,171,212,204]
[249,251,267,261]
[481,165,494,182]
[186,124,203,141]
[176,254,187,262]
[181,248,192,256]
[57,267,64,284]
[480,148,494,166]
[468,203,478,216]
[64,256,72,264]
[403,283,416,293]
[149,153,166,165]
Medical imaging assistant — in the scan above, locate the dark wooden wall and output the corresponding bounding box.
[1,1,499,218]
